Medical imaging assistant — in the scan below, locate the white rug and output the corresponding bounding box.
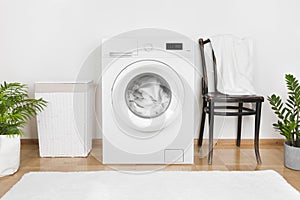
[1,170,299,200]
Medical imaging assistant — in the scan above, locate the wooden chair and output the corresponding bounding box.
[198,38,264,165]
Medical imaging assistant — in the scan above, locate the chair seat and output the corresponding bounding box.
[204,92,264,103]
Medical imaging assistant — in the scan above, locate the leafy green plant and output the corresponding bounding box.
[268,74,300,147]
[0,82,47,136]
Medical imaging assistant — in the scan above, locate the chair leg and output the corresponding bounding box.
[208,101,214,165]
[236,103,243,147]
[198,99,207,147]
[254,102,262,164]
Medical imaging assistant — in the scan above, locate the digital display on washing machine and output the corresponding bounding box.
[166,43,183,50]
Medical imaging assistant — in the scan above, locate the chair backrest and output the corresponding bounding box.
[200,36,256,95]
[198,38,219,95]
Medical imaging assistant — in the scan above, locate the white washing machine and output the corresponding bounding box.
[102,37,195,164]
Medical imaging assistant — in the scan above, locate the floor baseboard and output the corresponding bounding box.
[205,139,285,146]
[21,138,285,146]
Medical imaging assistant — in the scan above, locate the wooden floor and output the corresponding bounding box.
[1,140,300,197]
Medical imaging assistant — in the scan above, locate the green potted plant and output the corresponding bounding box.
[0,82,46,177]
[268,74,300,170]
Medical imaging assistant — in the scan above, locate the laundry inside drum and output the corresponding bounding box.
[125,73,172,118]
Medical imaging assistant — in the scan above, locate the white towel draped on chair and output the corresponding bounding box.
[210,35,255,95]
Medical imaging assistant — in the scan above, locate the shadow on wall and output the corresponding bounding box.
[75,28,204,140]
[75,28,206,140]
[76,45,102,139]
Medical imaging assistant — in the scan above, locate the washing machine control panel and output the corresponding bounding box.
[103,38,194,61]
[138,39,193,59]
[166,43,183,50]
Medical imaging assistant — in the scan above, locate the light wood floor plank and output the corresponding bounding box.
[0,140,299,197]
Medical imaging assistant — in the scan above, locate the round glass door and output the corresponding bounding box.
[125,73,172,119]
[111,60,184,136]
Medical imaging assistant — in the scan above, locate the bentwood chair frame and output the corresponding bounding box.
[198,38,264,165]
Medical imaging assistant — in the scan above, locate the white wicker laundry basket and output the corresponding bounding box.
[35,82,94,157]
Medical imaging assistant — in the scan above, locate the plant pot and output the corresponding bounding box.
[0,135,20,177]
[284,141,300,170]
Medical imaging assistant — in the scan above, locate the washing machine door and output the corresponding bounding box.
[111,59,184,138]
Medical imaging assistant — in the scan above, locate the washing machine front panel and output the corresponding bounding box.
[102,36,195,164]
[111,60,184,136]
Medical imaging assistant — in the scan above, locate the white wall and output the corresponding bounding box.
[1,0,300,139]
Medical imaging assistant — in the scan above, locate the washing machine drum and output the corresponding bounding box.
[111,60,184,137]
